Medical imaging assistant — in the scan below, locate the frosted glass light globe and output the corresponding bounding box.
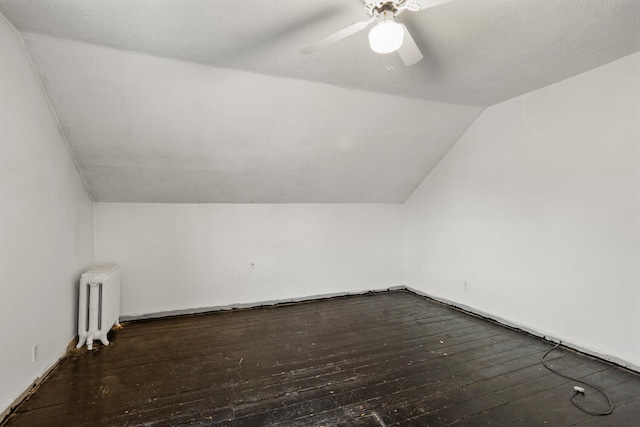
[368,20,404,54]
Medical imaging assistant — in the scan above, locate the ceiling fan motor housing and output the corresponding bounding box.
[364,0,404,17]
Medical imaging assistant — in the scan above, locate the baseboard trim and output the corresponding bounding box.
[120,285,407,322]
[1,337,77,425]
[403,286,640,374]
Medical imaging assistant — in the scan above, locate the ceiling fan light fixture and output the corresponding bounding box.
[368,11,404,54]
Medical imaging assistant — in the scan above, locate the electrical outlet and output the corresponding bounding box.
[464,281,469,291]
[32,344,38,362]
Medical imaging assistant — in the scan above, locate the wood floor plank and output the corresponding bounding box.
[17,321,510,414]
[3,291,639,427]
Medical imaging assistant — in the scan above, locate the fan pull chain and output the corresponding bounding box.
[381,54,394,70]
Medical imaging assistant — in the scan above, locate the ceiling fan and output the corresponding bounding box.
[300,0,451,66]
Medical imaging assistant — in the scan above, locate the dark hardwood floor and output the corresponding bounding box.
[3,291,640,426]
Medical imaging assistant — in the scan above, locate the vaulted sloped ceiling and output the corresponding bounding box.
[1,0,639,202]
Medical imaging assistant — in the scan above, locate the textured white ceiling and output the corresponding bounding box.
[21,34,481,203]
[1,0,639,202]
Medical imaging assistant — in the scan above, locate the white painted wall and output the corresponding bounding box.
[404,52,640,369]
[95,203,403,317]
[0,15,93,415]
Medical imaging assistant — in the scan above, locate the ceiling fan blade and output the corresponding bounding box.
[407,0,454,11]
[397,26,423,66]
[300,18,374,54]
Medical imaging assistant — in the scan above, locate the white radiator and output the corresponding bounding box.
[77,265,121,350]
